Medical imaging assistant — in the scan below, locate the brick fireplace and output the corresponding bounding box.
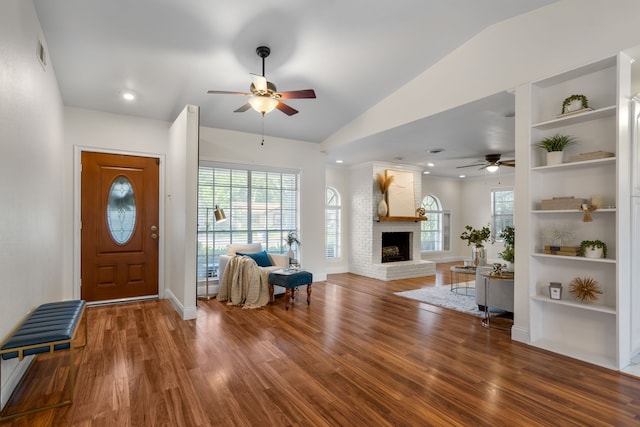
[349,162,436,281]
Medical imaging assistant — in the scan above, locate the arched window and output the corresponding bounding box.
[421,195,449,252]
[325,187,341,259]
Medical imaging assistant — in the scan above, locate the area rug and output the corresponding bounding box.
[395,283,492,318]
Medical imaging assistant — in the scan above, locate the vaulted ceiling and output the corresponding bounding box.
[33,0,559,177]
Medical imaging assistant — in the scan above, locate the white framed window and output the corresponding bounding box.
[325,187,341,259]
[197,163,299,279]
[492,188,514,240]
[420,195,450,252]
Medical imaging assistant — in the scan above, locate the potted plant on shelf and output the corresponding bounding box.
[561,94,590,115]
[498,226,515,271]
[579,240,607,259]
[536,134,577,166]
[460,225,491,266]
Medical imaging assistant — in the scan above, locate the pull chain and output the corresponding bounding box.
[261,112,265,146]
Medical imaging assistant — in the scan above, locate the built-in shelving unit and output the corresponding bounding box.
[525,54,632,370]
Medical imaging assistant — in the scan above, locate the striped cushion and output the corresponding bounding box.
[1,300,85,360]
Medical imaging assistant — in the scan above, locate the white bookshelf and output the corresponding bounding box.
[525,54,632,370]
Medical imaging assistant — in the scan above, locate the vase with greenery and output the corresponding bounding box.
[498,226,515,269]
[285,230,300,265]
[375,173,394,217]
[460,225,491,266]
[579,240,607,259]
[536,134,577,166]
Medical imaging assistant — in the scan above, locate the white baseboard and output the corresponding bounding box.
[164,289,197,320]
[510,325,530,343]
[1,355,35,410]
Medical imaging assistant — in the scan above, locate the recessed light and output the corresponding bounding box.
[335,160,343,164]
[459,174,466,178]
[423,171,430,175]
[121,90,136,101]
[427,162,435,167]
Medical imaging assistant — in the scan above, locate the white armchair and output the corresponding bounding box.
[218,243,289,294]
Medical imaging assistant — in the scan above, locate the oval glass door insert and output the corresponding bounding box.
[107,176,136,244]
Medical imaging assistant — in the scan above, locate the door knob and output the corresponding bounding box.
[151,233,158,239]
[151,225,158,231]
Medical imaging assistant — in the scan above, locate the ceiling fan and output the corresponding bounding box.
[207,46,316,116]
[457,154,515,172]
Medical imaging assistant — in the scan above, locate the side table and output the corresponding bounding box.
[268,270,313,310]
[479,271,514,329]
[449,265,476,295]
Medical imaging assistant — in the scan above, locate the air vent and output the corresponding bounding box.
[36,38,46,69]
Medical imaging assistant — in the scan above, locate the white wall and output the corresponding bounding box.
[0,0,65,407]
[325,166,350,273]
[165,106,199,320]
[198,127,327,282]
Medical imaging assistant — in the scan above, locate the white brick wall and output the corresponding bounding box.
[349,162,435,281]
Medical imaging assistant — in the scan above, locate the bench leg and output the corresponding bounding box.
[307,284,312,305]
[268,284,275,304]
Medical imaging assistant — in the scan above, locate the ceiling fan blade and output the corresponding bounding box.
[207,90,252,96]
[456,163,485,169]
[252,75,267,92]
[279,89,317,99]
[276,101,299,116]
[234,103,251,113]
[501,160,516,167]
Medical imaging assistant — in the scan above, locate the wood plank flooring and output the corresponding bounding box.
[3,262,640,426]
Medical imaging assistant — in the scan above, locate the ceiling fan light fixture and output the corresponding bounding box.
[249,95,278,114]
[486,164,500,173]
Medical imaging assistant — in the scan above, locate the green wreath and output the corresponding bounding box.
[561,94,589,114]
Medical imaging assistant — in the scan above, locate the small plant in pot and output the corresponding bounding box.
[536,134,577,166]
[579,240,607,259]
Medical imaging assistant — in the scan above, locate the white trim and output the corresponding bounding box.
[73,146,166,302]
[199,159,300,175]
[86,295,158,307]
[510,325,529,343]
[164,289,197,320]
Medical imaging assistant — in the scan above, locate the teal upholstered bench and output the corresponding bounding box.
[268,270,313,310]
[0,300,87,420]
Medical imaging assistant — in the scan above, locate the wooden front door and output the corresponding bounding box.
[81,152,159,302]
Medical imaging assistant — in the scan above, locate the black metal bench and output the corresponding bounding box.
[0,300,87,420]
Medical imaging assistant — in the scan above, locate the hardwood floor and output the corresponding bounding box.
[3,262,640,426]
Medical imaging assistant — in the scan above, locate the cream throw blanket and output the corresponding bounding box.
[218,256,270,309]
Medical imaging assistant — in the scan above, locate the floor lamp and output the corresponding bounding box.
[198,205,226,300]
